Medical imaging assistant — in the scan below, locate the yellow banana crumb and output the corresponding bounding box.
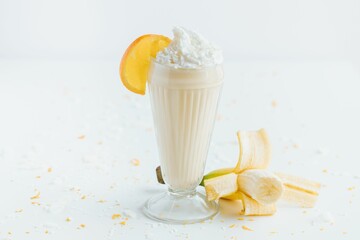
[120,221,126,225]
[48,167,52,173]
[65,217,71,222]
[78,135,85,140]
[80,224,86,228]
[30,191,40,200]
[229,224,236,228]
[271,100,277,108]
[112,214,121,220]
[131,159,140,166]
[242,225,253,231]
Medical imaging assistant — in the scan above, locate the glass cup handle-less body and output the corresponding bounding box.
[143,61,223,224]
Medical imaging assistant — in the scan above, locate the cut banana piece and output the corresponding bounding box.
[219,198,244,215]
[223,192,276,216]
[234,128,271,172]
[275,172,320,207]
[200,167,234,186]
[204,173,238,201]
[237,169,283,204]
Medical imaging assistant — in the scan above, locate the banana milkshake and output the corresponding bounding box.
[149,27,223,191]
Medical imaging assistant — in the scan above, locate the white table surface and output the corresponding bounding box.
[0,59,359,240]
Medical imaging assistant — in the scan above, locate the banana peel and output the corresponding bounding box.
[275,172,321,207]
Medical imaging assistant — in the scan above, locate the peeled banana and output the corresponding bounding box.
[237,169,283,204]
[154,127,321,216]
[234,128,272,172]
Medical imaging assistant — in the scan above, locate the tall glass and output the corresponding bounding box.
[143,60,224,224]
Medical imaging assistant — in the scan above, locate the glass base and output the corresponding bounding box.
[143,189,219,224]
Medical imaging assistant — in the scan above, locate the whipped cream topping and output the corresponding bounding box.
[155,27,223,69]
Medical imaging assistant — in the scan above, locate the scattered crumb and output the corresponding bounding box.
[292,144,300,149]
[237,217,244,221]
[47,167,52,173]
[65,217,71,222]
[112,214,121,220]
[25,231,30,234]
[97,199,106,203]
[322,169,328,173]
[247,218,254,222]
[347,186,356,191]
[30,191,40,200]
[242,225,253,231]
[15,208,23,213]
[78,135,85,140]
[320,227,325,231]
[45,230,49,234]
[80,224,86,228]
[36,176,41,179]
[271,100,278,108]
[81,195,86,200]
[229,224,236,228]
[270,231,277,234]
[120,221,126,226]
[131,159,140,166]
[97,141,103,145]
[31,202,41,206]
[342,231,347,235]
[8,232,12,235]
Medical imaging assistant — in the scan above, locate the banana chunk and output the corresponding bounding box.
[204,173,238,201]
[200,167,234,186]
[237,169,283,204]
[234,128,272,172]
[223,192,276,216]
[275,172,320,207]
[219,198,244,215]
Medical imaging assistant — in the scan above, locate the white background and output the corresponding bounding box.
[1,1,360,240]
[1,0,360,61]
